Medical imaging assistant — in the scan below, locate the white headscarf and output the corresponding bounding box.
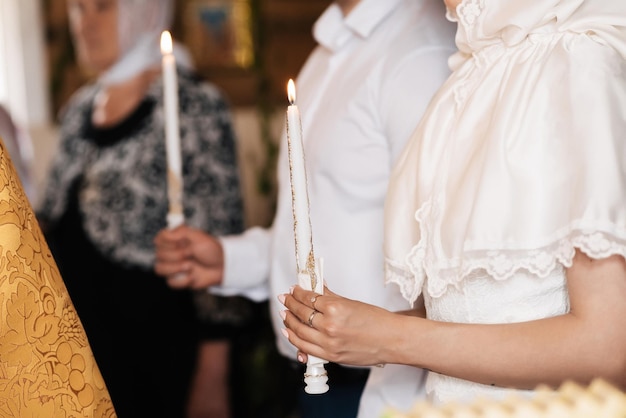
[98,0,193,86]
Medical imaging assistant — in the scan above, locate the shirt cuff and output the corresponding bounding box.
[210,227,271,302]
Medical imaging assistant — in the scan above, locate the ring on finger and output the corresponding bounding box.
[307,309,319,328]
[311,294,321,310]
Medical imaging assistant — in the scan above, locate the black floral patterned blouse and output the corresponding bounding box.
[38,69,244,268]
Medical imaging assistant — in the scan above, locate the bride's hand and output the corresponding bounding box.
[279,285,399,366]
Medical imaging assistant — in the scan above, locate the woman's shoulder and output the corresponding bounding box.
[58,82,98,122]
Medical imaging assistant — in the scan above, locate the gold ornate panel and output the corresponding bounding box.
[0,138,115,417]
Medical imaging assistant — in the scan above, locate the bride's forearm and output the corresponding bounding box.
[382,254,626,390]
[386,314,624,390]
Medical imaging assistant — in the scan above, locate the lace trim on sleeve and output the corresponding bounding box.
[386,199,626,303]
[447,230,623,300]
[384,257,423,308]
[384,201,432,306]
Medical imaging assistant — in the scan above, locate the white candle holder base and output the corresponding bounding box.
[304,360,329,394]
[298,259,329,394]
[167,212,184,229]
[167,212,186,281]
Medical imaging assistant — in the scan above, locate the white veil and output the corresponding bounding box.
[98,0,193,86]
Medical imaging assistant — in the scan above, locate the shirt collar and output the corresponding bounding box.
[313,0,403,52]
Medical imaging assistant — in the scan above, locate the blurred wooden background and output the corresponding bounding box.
[44,0,331,115]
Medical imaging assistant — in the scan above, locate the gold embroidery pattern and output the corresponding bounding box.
[0,141,116,417]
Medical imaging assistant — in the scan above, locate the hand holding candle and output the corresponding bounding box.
[285,79,329,394]
[160,30,184,229]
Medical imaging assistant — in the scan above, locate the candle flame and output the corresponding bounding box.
[287,79,296,105]
[160,31,173,55]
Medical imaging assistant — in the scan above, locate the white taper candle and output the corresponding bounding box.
[160,30,184,229]
[285,79,328,395]
[286,79,315,281]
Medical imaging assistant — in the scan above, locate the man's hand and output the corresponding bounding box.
[154,225,225,289]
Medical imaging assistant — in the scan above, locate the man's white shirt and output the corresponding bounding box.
[216,0,456,416]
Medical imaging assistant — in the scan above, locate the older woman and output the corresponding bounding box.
[282,0,626,406]
[37,0,246,416]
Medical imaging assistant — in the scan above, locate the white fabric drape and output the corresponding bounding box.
[384,0,626,304]
[0,0,50,126]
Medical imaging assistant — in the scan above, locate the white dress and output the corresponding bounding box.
[384,0,626,405]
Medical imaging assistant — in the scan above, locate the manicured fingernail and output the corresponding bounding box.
[280,310,287,321]
[281,328,289,339]
[297,354,305,363]
[289,285,295,294]
[277,293,286,304]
